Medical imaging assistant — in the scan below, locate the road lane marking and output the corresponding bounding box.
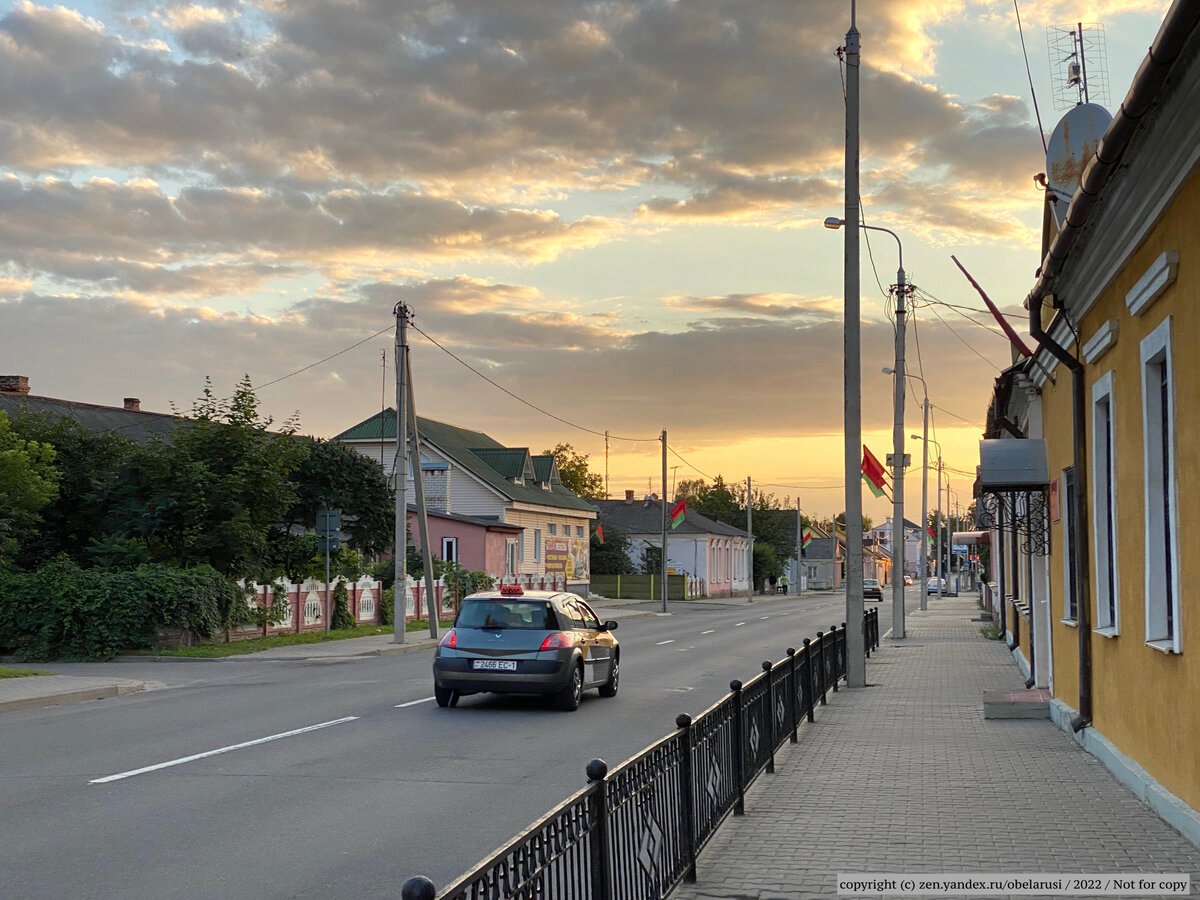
[395,697,435,708]
[89,716,359,784]
[760,616,771,620]
[701,630,715,635]
[734,622,746,627]
[656,639,675,646]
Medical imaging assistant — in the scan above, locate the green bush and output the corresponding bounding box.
[331,580,355,631]
[0,559,237,661]
[380,586,394,626]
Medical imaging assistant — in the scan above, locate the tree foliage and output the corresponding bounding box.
[542,443,606,500]
[0,412,60,568]
[589,526,634,575]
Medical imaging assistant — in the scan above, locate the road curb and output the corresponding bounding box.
[0,682,145,715]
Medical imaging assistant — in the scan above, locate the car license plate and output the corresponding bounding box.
[472,659,517,671]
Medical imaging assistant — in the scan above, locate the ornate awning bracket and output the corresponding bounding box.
[978,490,1049,558]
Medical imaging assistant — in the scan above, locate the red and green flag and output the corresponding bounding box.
[595,524,605,544]
[861,445,889,498]
[927,525,935,540]
[669,499,686,530]
[801,526,813,549]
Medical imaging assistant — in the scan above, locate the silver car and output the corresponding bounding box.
[432,586,619,711]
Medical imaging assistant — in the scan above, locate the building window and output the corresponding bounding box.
[441,537,458,565]
[548,524,557,536]
[533,529,542,562]
[506,540,518,576]
[1061,467,1078,624]
[517,534,524,563]
[1141,318,1180,652]
[1091,372,1118,633]
[576,525,584,538]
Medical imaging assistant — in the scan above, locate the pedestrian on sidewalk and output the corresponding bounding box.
[780,573,789,594]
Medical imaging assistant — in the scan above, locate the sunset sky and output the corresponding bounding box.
[0,0,1171,520]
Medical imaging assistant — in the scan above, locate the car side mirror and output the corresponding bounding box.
[601,620,618,632]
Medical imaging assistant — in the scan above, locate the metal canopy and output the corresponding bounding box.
[977,439,1049,492]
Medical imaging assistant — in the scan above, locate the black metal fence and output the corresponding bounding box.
[403,609,879,900]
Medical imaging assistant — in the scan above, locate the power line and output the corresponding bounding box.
[257,325,393,390]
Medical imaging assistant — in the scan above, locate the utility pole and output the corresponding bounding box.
[935,461,944,600]
[661,430,668,613]
[746,476,754,603]
[796,497,803,593]
[919,398,930,610]
[889,255,908,640]
[405,355,439,640]
[393,303,408,645]
[842,2,866,686]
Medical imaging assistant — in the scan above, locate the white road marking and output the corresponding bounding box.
[760,616,771,620]
[656,639,675,646]
[734,622,746,627]
[89,716,359,784]
[395,697,435,708]
[701,630,716,635]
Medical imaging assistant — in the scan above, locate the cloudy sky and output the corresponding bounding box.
[0,0,1171,518]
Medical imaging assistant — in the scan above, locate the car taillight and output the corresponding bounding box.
[439,630,457,649]
[539,632,569,651]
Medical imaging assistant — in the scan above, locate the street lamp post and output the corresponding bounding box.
[827,217,907,639]
[913,434,943,600]
[887,370,929,610]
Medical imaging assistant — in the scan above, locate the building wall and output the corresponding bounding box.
[1042,167,1200,812]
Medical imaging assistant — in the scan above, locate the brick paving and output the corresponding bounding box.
[668,597,1200,900]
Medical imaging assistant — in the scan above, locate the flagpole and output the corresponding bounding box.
[746,476,753,604]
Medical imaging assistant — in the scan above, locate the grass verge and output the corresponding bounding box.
[126,620,455,658]
[0,666,54,678]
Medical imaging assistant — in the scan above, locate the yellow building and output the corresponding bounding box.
[981,2,1200,844]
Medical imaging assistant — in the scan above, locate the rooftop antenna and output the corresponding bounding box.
[1047,23,1110,111]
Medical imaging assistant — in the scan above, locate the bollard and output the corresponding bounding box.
[730,679,746,815]
[586,758,611,899]
[676,713,698,883]
[401,876,437,900]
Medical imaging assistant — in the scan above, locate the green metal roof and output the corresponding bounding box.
[334,410,595,515]
[469,447,532,479]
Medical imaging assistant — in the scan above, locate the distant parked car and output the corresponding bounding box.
[927,577,945,594]
[863,578,883,600]
[903,575,914,586]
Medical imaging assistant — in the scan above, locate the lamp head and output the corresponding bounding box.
[910,434,921,440]
[823,217,844,230]
[882,367,895,375]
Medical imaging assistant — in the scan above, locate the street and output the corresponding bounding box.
[0,590,893,898]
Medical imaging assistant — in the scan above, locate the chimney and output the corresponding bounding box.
[625,489,635,503]
[123,398,141,411]
[0,375,30,394]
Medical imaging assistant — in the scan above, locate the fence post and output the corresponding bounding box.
[586,759,611,898]
[814,631,827,705]
[786,648,799,743]
[801,639,815,722]
[762,661,776,774]
[730,680,746,815]
[829,625,840,691]
[676,714,698,883]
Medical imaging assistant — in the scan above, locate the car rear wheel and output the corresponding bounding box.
[598,655,619,698]
[554,663,583,711]
[434,686,458,708]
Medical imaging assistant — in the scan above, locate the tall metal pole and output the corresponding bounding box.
[796,497,802,593]
[935,462,944,600]
[842,4,865,686]
[406,358,439,640]
[919,398,930,610]
[393,304,408,644]
[661,430,668,613]
[746,476,754,603]
[890,260,907,640]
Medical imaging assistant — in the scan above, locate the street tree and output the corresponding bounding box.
[542,443,606,500]
[0,412,60,568]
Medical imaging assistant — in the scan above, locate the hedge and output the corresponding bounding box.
[0,559,241,661]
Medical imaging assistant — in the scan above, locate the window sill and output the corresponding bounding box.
[1060,618,1078,628]
[1146,639,1180,655]
[1094,626,1119,639]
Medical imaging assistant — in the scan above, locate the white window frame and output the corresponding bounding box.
[1060,467,1078,626]
[506,540,518,576]
[533,529,542,562]
[1141,317,1181,653]
[1091,371,1119,635]
[441,536,458,565]
[517,533,525,563]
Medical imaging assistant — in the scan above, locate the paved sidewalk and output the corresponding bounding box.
[669,596,1200,900]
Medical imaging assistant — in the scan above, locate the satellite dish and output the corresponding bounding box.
[1045,102,1111,229]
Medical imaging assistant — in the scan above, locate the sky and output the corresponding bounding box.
[0,0,1173,520]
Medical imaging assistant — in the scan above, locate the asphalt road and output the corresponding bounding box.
[0,591,887,898]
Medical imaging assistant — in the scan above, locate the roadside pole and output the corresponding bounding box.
[393,303,408,645]
[661,430,668,613]
[746,476,753,604]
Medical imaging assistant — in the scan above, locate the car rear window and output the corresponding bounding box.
[457,600,558,630]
